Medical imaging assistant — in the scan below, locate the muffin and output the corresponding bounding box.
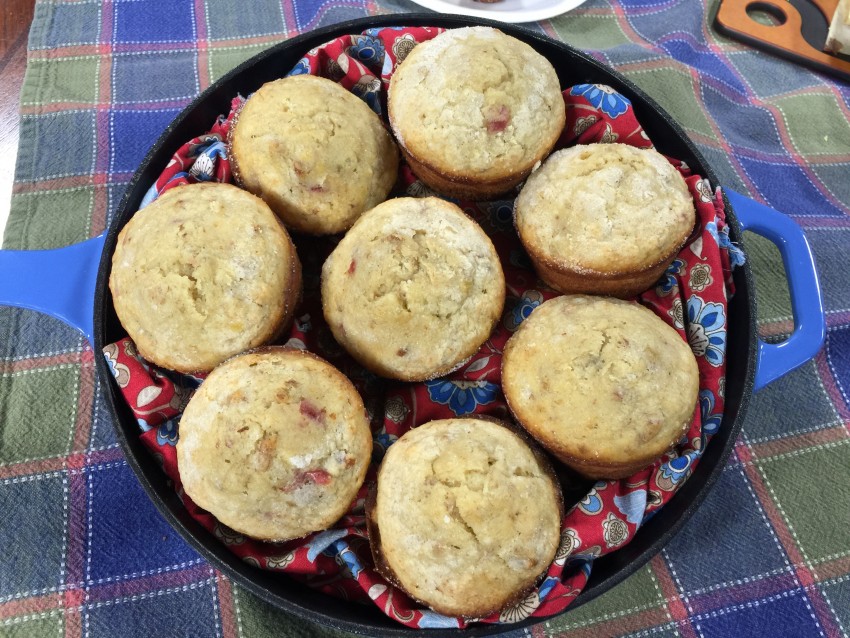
[388,27,565,200]
[229,74,399,235]
[177,347,372,542]
[367,417,562,618]
[321,197,505,381]
[502,295,699,479]
[109,182,301,374]
[514,143,696,298]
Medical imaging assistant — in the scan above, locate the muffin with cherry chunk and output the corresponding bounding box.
[176,348,372,541]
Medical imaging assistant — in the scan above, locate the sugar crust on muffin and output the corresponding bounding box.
[109,182,301,374]
[502,295,699,479]
[367,417,563,618]
[177,347,372,542]
[229,75,399,235]
[322,196,505,381]
[388,27,565,199]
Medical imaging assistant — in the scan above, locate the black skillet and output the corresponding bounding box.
[0,13,825,637]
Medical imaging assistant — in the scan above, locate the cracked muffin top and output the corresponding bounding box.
[177,347,372,542]
[388,27,565,199]
[321,196,505,381]
[502,295,699,479]
[513,143,695,297]
[229,74,399,235]
[109,182,301,374]
[367,417,562,618]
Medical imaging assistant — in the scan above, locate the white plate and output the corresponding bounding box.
[405,0,587,24]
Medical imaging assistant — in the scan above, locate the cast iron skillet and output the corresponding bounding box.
[0,14,825,637]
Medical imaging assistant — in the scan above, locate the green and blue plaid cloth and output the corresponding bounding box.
[1,1,849,637]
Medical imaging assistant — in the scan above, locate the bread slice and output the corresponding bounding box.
[826,0,850,55]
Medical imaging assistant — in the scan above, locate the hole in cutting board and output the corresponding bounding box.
[746,1,788,25]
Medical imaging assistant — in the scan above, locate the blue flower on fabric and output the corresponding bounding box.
[287,57,311,76]
[538,576,560,602]
[577,490,603,515]
[656,258,686,296]
[305,529,349,562]
[686,295,727,367]
[352,86,381,115]
[416,611,461,629]
[570,84,631,118]
[332,540,364,579]
[187,134,224,158]
[699,389,723,436]
[374,429,398,453]
[425,379,498,416]
[505,290,544,331]
[348,35,386,68]
[187,140,225,181]
[658,451,697,488]
[613,490,647,526]
[139,184,160,209]
[706,219,746,268]
[156,418,179,446]
[365,26,405,36]
[566,549,600,571]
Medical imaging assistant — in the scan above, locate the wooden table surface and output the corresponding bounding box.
[0,0,36,240]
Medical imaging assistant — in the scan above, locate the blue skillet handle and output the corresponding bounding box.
[0,234,106,345]
[725,190,825,392]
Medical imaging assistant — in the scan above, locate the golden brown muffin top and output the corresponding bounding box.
[502,295,699,470]
[230,75,399,235]
[388,27,565,181]
[370,418,562,617]
[177,348,372,542]
[321,196,505,381]
[109,182,299,373]
[514,143,695,274]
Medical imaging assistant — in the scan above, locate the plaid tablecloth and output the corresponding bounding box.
[1,1,849,637]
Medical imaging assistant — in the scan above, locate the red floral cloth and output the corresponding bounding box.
[103,27,738,629]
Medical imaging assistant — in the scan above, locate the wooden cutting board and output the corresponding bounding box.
[715,0,850,82]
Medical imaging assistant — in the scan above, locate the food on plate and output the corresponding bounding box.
[388,26,565,200]
[321,196,505,381]
[228,74,399,235]
[826,0,850,54]
[109,182,301,374]
[514,143,695,298]
[176,347,372,541]
[367,417,562,617]
[502,295,699,479]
